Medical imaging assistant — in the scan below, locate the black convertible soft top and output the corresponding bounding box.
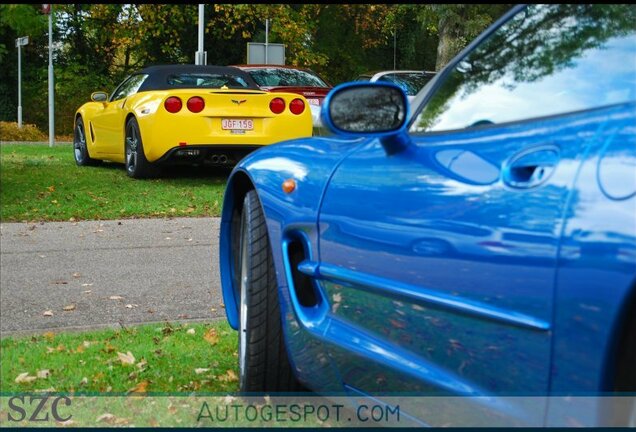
[136,65,261,91]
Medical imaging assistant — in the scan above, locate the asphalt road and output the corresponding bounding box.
[0,217,225,337]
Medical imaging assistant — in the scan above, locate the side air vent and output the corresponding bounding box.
[287,239,319,308]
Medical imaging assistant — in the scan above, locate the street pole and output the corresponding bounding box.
[265,19,269,65]
[195,4,206,65]
[18,43,21,127]
[17,41,22,128]
[15,36,28,128]
[48,6,54,147]
[393,31,397,70]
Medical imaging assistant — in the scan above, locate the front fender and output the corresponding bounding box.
[75,102,105,154]
[219,137,364,330]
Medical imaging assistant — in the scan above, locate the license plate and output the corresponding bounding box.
[222,119,253,130]
[307,98,320,106]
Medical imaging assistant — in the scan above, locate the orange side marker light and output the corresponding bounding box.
[282,178,296,194]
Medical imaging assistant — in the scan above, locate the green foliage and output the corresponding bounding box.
[411,4,513,70]
[54,64,119,137]
[0,4,47,63]
[0,4,516,135]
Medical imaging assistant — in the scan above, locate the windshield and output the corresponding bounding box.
[246,68,329,87]
[377,73,435,96]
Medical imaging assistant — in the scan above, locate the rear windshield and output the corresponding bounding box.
[166,73,250,89]
[246,68,329,87]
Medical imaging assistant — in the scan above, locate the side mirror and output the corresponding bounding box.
[321,82,411,155]
[91,91,108,103]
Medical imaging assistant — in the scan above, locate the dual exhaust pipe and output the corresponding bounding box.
[210,154,229,164]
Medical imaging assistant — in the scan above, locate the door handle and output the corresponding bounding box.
[503,146,560,188]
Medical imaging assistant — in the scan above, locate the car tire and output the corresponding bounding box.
[125,117,157,179]
[236,190,300,393]
[73,117,100,166]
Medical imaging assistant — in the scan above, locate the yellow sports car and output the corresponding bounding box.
[73,65,313,178]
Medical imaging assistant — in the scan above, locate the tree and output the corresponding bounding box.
[412,4,513,70]
[0,4,47,124]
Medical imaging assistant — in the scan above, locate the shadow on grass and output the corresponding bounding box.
[90,161,234,180]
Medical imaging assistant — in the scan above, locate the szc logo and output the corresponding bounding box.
[7,396,72,422]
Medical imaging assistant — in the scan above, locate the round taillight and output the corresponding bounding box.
[289,98,305,115]
[187,96,205,113]
[269,97,285,114]
[164,96,182,113]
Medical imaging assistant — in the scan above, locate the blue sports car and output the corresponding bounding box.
[219,4,636,427]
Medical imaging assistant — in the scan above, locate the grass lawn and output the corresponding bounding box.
[0,321,238,394]
[0,143,228,222]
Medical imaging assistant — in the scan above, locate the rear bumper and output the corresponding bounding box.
[154,144,264,166]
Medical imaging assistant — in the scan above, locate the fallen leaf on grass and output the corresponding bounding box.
[117,351,135,365]
[43,332,55,340]
[203,328,219,345]
[96,413,115,423]
[46,344,65,353]
[37,369,51,379]
[187,328,196,335]
[56,419,75,427]
[136,360,148,371]
[194,368,209,375]
[63,304,76,312]
[15,372,37,383]
[217,370,238,383]
[80,377,88,386]
[47,185,55,192]
[128,380,149,394]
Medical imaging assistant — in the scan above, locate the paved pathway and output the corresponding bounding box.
[0,217,225,337]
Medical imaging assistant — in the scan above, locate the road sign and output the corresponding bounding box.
[247,43,285,65]
[15,36,29,47]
